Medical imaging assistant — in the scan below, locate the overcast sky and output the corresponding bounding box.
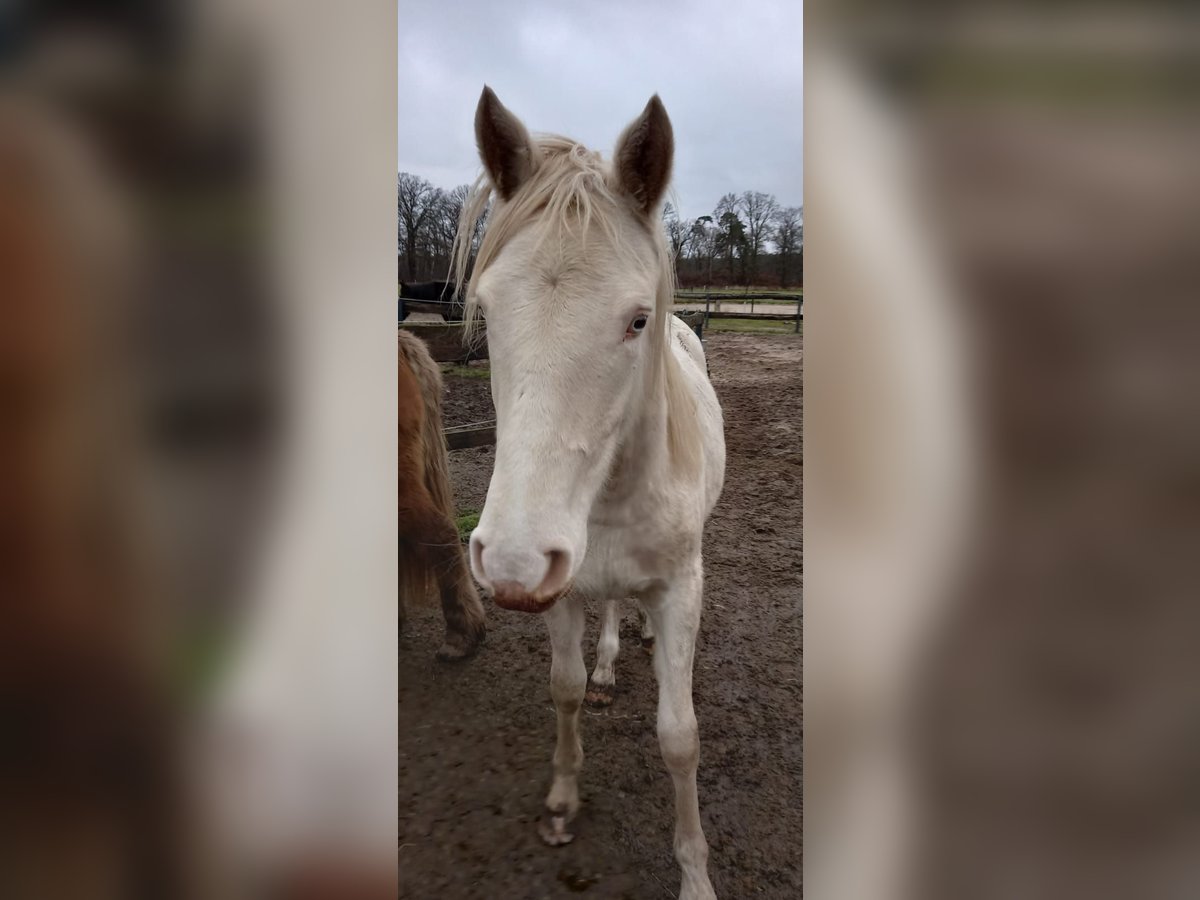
[397,0,802,222]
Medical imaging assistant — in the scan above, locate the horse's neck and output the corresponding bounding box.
[597,361,674,509]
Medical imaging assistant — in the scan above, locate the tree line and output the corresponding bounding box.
[664,193,803,289]
[399,172,802,289]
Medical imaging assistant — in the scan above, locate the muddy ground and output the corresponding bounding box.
[399,332,802,899]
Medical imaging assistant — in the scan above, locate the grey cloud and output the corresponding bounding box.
[398,0,802,221]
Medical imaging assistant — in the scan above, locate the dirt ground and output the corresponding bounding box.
[399,331,803,899]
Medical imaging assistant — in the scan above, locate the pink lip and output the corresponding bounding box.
[491,582,571,614]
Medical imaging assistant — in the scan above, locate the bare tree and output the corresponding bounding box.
[402,168,799,290]
[713,193,746,284]
[772,205,803,288]
[690,216,717,286]
[424,185,470,279]
[416,187,444,278]
[469,197,490,264]
[397,172,437,280]
[739,191,779,286]
[662,203,690,278]
[678,220,698,266]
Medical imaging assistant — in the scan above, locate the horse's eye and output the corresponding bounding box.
[630,315,648,332]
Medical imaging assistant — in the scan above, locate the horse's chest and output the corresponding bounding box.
[575,524,671,599]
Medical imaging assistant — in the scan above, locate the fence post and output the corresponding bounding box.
[795,297,802,333]
[750,297,755,316]
[704,293,711,328]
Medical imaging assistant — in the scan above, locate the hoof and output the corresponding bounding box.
[538,807,576,847]
[584,680,614,708]
[435,626,485,662]
[641,636,655,656]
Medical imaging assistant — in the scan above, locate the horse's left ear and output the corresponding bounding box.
[613,95,674,217]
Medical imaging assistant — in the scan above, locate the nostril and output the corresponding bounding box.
[469,535,487,585]
[538,548,572,598]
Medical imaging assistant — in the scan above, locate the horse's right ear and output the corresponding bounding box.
[475,86,536,201]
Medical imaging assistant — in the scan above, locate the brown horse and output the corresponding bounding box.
[398,329,486,659]
[0,95,193,898]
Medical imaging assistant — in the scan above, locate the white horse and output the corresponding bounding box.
[451,87,725,900]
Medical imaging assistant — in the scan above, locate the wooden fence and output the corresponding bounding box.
[444,421,497,451]
[673,292,803,332]
[397,296,464,321]
[399,321,489,363]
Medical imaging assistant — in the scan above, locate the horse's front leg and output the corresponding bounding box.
[540,596,586,846]
[643,568,716,900]
[398,493,485,662]
[427,526,487,661]
[586,599,621,707]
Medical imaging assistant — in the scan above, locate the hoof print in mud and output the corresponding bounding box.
[538,808,576,847]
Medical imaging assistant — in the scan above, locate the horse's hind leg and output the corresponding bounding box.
[586,599,621,707]
[638,599,656,654]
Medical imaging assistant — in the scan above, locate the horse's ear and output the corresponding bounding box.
[475,86,536,200]
[613,95,674,217]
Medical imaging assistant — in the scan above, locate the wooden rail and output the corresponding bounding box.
[398,322,487,363]
[703,311,799,321]
[674,292,802,301]
[444,422,497,451]
[673,293,803,332]
[397,297,464,320]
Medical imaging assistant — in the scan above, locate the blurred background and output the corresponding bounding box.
[0,0,396,897]
[806,4,1200,900]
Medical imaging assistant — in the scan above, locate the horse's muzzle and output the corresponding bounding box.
[490,581,570,614]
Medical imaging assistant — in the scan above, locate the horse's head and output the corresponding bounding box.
[458,87,676,612]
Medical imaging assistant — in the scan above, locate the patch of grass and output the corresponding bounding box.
[706,317,800,335]
[455,510,480,541]
[441,363,491,379]
[172,620,236,705]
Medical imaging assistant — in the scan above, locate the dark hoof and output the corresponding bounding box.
[584,680,614,708]
[538,807,576,847]
[641,636,655,655]
[435,625,485,662]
